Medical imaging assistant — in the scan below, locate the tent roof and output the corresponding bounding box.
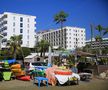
[75,51,95,57]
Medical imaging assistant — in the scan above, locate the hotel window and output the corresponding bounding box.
[28,24,29,28]
[27,35,29,39]
[82,42,83,44]
[74,46,76,48]
[66,45,68,47]
[13,17,15,20]
[27,41,29,45]
[69,41,71,43]
[20,29,23,33]
[13,22,15,26]
[69,37,71,39]
[20,23,23,27]
[13,28,15,33]
[27,30,29,33]
[28,18,29,22]
[69,33,71,35]
[20,35,23,38]
[20,17,23,22]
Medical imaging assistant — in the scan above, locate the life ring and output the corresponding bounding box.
[54,70,72,75]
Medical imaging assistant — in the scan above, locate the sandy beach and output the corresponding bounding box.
[0,78,108,90]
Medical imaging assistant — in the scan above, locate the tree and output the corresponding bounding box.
[96,25,104,38]
[82,44,91,53]
[7,35,23,60]
[103,27,108,35]
[95,25,104,55]
[54,11,68,30]
[16,47,31,60]
[95,35,102,42]
[36,40,50,58]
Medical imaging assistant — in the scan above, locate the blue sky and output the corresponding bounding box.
[0,0,108,40]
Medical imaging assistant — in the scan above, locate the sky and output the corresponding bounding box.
[0,0,108,40]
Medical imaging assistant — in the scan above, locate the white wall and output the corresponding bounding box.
[1,12,36,48]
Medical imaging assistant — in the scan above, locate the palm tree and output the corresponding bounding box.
[82,44,91,53]
[95,35,102,42]
[54,11,68,30]
[103,27,108,35]
[37,40,50,58]
[7,35,23,60]
[95,25,104,55]
[96,25,103,38]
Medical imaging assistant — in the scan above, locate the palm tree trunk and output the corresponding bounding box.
[14,46,16,60]
[99,31,102,55]
[90,24,93,46]
[20,47,25,65]
[43,51,45,59]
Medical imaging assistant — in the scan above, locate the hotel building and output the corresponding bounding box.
[86,38,108,49]
[0,12,36,48]
[36,26,86,50]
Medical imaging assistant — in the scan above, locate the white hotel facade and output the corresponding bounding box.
[36,26,86,50]
[0,12,36,48]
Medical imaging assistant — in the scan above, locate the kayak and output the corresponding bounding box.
[17,76,30,81]
[14,71,25,76]
[54,70,72,75]
[11,69,22,73]
[11,64,21,69]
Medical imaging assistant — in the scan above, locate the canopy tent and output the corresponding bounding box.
[74,51,95,57]
[60,50,73,57]
[2,59,16,64]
